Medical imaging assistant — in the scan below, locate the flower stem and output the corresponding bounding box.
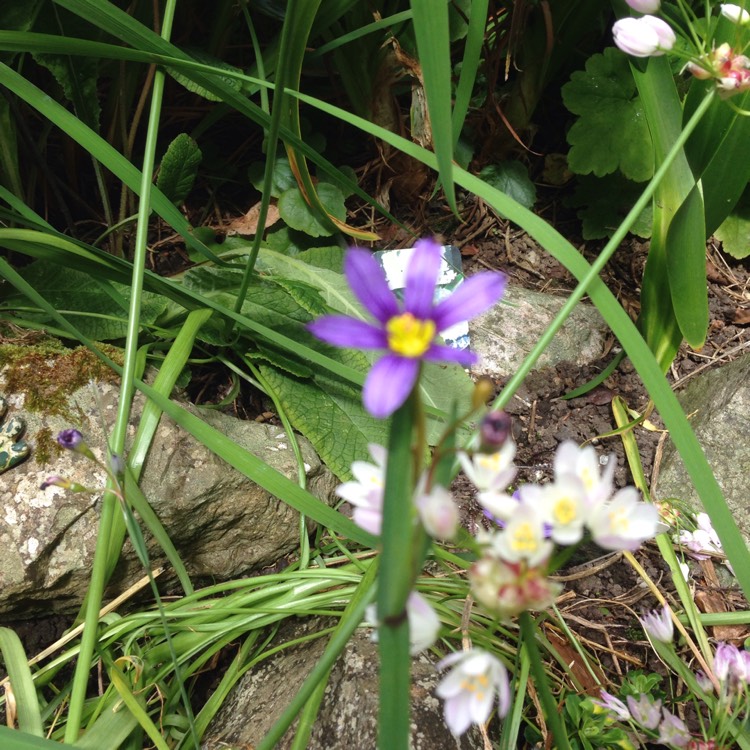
[518,611,572,750]
[378,395,417,750]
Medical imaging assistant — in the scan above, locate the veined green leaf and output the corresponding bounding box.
[156,133,202,206]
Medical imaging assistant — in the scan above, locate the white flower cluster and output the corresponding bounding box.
[339,433,663,737]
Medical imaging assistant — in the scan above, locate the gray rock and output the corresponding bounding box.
[202,617,483,750]
[470,284,608,377]
[655,353,750,540]
[0,347,337,616]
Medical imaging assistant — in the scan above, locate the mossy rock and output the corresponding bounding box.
[0,340,123,419]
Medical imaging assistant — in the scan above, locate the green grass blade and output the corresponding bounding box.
[451,0,488,147]
[74,702,139,749]
[0,629,43,737]
[411,0,456,213]
[106,663,170,750]
[0,727,78,749]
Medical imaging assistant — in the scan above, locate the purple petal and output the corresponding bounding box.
[363,355,420,418]
[404,239,442,318]
[423,343,478,367]
[345,249,399,322]
[432,272,506,331]
[308,316,386,349]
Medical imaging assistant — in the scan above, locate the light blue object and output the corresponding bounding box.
[372,245,470,351]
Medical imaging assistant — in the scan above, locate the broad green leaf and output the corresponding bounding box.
[254,249,361,317]
[568,174,652,240]
[278,182,346,237]
[666,185,708,348]
[156,133,202,206]
[297,245,345,272]
[0,0,43,35]
[562,47,653,182]
[260,365,388,480]
[478,161,536,210]
[715,199,750,259]
[12,262,167,340]
[248,156,296,198]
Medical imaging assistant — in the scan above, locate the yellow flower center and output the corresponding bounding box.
[609,507,629,532]
[553,497,577,525]
[510,522,539,554]
[460,673,490,702]
[386,313,436,357]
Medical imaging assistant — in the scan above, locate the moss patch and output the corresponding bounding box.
[0,343,124,419]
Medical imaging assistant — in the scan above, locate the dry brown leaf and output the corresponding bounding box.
[733,306,750,325]
[694,580,749,643]
[224,202,281,236]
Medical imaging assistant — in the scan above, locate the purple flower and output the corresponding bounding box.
[640,604,674,643]
[57,429,84,450]
[308,239,506,418]
[657,709,691,747]
[626,693,662,730]
[592,690,631,721]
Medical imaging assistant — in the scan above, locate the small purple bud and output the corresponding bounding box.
[57,429,84,450]
[41,475,67,490]
[109,453,125,477]
[479,411,512,451]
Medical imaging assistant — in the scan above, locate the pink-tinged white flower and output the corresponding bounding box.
[657,709,691,747]
[721,3,750,24]
[335,444,386,534]
[436,649,510,736]
[490,504,553,567]
[416,485,459,540]
[587,487,661,551]
[519,476,587,545]
[627,693,662,730]
[470,554,561,619]
[459,440,517,493]
[613,15,676,57]
[554,441,615,507]
[592,690,631,721]
[677,513,721,557]
[626,0,661,12]
[713,642,750,689]
[308,239,506,418]
[406,591,441,655]
[365,591,440,655]
[640,604,674,643]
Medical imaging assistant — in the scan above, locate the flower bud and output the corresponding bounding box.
[57,429,83,450]
[40,476,90,492]
[626,0,661,12]
[613,15,675,57]
[721,3,750,24]
[416,485,459,541]
[470,378,495,411]
[479,410,512,451]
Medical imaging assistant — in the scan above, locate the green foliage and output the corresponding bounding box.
[562,47,654,182]
[715,190,750,259]
[33,52,100,129]
[166,48,243,101]
[248,156,297,198]
[478,161,536,210]
[6,262,168,340]
[156,133,202,206]
[278,182,347,237]
[568,174,652,240]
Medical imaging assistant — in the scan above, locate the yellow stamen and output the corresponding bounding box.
[511,522,538,553]
[386,313,436,357]
[553,497,577,525]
